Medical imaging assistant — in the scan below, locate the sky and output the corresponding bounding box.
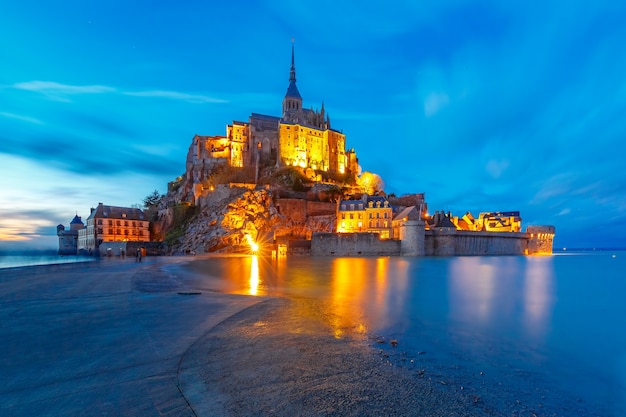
[1,1,626,251]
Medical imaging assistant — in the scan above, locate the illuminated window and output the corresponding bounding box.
[358,213,362,219]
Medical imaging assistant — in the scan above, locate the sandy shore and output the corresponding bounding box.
[178,295,497,416]
[1,255,548,416]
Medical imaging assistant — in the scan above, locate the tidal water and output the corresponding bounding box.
[182,251,625,416]
[0,254,95,270]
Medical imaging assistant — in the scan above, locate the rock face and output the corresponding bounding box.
[169,186,336,255]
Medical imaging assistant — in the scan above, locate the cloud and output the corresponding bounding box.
[10,80,228,105]
[13,81,115,94]
[0,111,44,125]
[424,92,450,117]
[124,90,227,104]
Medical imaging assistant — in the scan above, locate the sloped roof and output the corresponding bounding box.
[88,203,145,221]
[70,215,84,225]
[393,206,420,222]
[285,80,301,99]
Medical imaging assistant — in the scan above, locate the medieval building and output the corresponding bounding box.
[57,214,84,255]
[77,203,150,255]
[186,42,359,195]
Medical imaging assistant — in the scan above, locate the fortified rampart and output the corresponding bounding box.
[526,225,556,255]
[311,224,554,256]
[425,230,528,256]
[311,232,401,256]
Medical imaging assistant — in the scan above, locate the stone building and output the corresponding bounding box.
[78,203,150,255]
[185,41,359,199]
[57,214,84,255]
[337,195,393,239]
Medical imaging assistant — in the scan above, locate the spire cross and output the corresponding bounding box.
[290,38,296,82]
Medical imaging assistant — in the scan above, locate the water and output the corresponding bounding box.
[0,254,96,270]
[182,251,626,416]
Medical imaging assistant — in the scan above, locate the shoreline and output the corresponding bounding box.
[178,295,492,416]
[1,256,611,416]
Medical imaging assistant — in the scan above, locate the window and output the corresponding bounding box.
[358,213,362,219]
[384,212,388,219]
[109,220,112,226]
[97,219,103,225]
[341,213,346,219]
[358,204,363,209]
[350,213,354,219]
[358,221,362,228]
[116,220,121,226]
[350,204,355,210]
[369,213,373,219]
[124,221,128,226]
[376,213,380,218]
[369,221,373,227]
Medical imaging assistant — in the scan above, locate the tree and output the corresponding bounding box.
[357,172,385,195]
[143,189,163,208]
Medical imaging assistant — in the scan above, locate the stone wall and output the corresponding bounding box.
[311,232,401,256]
[274,199,336,223]
[425,230,528,256]
[526,225,556,255]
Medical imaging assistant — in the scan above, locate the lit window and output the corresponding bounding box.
[342,213,346,219]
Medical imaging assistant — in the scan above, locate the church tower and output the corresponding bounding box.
[282,39,302,122]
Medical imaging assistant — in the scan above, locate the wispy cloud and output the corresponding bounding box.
[0,111,44,125]
[124,90,227,104]
[10,80,227,104]
[13,81,115,94]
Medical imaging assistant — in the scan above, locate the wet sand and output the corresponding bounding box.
[179,296,492,416]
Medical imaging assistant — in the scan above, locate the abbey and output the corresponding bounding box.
[186,42,359,189]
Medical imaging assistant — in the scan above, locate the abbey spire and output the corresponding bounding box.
[282,38,302,121]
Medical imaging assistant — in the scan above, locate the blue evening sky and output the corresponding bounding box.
[1,1,625,250]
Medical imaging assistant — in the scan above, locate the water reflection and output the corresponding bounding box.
[522,256,554,339]
[248,255,259,295]
[447,256,555,344]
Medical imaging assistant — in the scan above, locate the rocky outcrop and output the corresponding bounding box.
[168,186,337,255]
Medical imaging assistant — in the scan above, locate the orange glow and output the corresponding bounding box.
[249,255,259,295]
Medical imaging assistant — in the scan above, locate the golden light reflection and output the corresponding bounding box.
[330,258,370,339]
[249,255,259,295]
